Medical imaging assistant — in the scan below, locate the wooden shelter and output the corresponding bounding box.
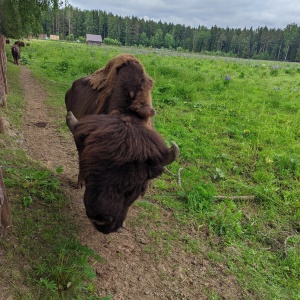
[86,34,102,46]
[50,35,59,40]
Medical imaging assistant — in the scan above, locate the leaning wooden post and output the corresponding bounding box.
[0,167,12,230]
[0,34,8,108]
[0,115,4,134]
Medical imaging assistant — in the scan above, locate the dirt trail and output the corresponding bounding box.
[19,66,243,299]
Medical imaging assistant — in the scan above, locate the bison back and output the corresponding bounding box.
[65,76,102,119]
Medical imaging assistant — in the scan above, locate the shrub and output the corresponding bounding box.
[103,38,122,46]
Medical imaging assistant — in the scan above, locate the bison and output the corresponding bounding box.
[14,40,25,47]
[67,112,179,234]
[11,44,20,65]
[65,54,179,234]
[65,54,155,123]
[66,54,157,187]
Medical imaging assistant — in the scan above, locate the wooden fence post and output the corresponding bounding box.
[0,115,4,134]
[0,34,8,108]
[0,167,12,231]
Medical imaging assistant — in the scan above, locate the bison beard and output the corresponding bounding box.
[68,113,179,234]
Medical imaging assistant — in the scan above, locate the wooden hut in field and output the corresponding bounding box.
[86,34,102,46]
[50,35,59,40]
[38,34,48,39]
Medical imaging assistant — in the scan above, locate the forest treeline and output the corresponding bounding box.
[1,0,300,61]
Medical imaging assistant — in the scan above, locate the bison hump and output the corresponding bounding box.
[76,114,168,166]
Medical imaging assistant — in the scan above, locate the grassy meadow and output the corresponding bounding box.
[1,40,300,299]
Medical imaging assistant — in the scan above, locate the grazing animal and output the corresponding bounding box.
[66,111,179,234]
[11,44,20,65]
[6,39,10,44]
[66,54,156,187]
[14,40,25,47]
[65,54,179,234]
[65,54,155,124]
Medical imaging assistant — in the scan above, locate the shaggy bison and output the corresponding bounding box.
[66,54,157,187]
[14,40,25,47]
[65,54,155,125]
[65,54,179,234]
[11,44,20,65]
[67,112,179,234]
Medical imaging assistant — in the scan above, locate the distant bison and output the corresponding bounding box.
[6,39,10,44]
[14,40,25,47]
[11,44,20,65]
[65,54,179,234]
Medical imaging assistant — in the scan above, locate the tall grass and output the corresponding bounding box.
[3,40,300,299]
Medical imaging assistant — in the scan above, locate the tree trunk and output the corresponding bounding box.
[277,42,282,60]
[284,45,290,61]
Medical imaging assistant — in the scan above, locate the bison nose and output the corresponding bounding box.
[87,214,113,225]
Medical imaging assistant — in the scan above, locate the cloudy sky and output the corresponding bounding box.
[68,0,299,29]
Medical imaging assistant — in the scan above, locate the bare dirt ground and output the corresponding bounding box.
[17,66,244,299]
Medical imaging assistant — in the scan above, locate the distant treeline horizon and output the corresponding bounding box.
[1,1,299,61]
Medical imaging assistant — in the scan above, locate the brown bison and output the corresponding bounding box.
[14,40,25,47]
[66,54,157,187]
[65,54,155,124]
[67,112,179,234]
[11,44,20,65]
[65,54,179,234]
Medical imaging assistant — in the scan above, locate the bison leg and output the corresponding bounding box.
[66,111,78,134]
[162,142,180,166]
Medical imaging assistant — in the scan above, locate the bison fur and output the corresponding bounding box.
[65,54,155,124]
[66,54,156,187]
[67,111,179,234]
[65,54,179,234]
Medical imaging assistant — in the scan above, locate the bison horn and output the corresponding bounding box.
[66,111,78,134]
[162,142,180,166]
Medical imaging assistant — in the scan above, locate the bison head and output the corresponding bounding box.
[66,111,179,234]
[65,54,156,126]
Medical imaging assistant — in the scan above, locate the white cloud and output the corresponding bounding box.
[68,0,299,29]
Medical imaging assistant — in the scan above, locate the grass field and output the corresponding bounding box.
[1,40,300,299]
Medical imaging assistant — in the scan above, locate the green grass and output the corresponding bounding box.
[2,40,300,299]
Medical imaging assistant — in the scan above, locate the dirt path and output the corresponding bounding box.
[20,66,243,300]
